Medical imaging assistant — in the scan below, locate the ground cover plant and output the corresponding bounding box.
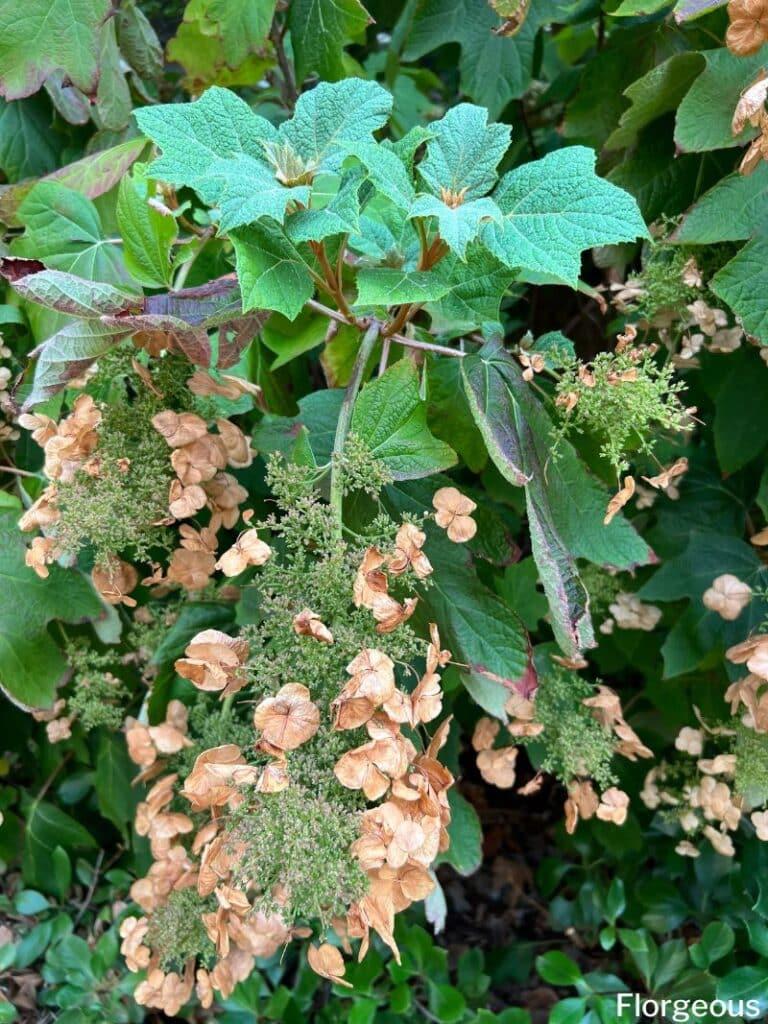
[2,0,768,1021]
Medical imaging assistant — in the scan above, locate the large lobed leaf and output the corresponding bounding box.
[0,0,110,101]
[483,147,648,286]
[136,81,392,232]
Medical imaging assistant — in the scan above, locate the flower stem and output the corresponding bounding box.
[220,693,235,719]
[329,321,381,538]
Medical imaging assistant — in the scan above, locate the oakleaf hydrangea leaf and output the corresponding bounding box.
[286,170,364,244]
[278,79,392,173]
[0,0,111,101]
[428,246,515,334]
[483,146,648,286]
[208,153,310,231]
[342,141,416,210]
[14,182,129,284]
[354,268,451,308]
[409,194,502,260]
[231,223,314,320]
[712,237,768,345]
[418,103,511,199]
[135,86,278,191]
[135,88,311,230]
[288,0,372,83]
[351,359,457,479]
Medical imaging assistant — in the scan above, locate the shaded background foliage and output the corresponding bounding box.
[1,0,768,1021]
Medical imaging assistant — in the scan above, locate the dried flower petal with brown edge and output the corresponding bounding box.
[604,476,635,526]
[253,683,320,750]
[168,480,207,520]
[307,943,352,988]
[726,0,768,56]
[596,787,629,825]
[152,410,208,448]
[389,523,433,579]
[181,744,258,811]
[433,486,477,542]
[92,557,139,607]
[293,608,334,643]
[472,717,500,752]
[216,530,272,577]
[176,629,249,694]
[25,536,58,578]
[353,547,388,608]
[642,458,688,491]
[477,746,518,788]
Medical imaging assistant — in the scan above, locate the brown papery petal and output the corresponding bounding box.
[253,683,320,750]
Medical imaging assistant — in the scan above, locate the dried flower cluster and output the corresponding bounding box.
[17,351,263,601]
[119,462,457,1013]
[472,662,651,834]
[641,629,768,858]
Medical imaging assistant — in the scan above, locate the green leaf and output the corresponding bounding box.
[607,125,721,224]
[94,15,132,132]
[203,0,277,68]
[410,195,502,260]
[605,53,705,151]
[712,237,768,345]
[675,162,768,244]
[674,0,728,18]
[714,347,768,471]
[21,796,97,890]
[14,889,50,915]
[117,164,176,288]
[231,222,314,319]
[417,103,511,200]
[287,0,371,82]
[484,147,648,286]
[689,922,735,969]
[536,951,583,986]
[14,182,128,284]
[497,558,548,632]
[95,733,140,838]
[548,998,588,1024]
[428,982,467,1023]
[25,320,130,408]
[351,359,457,479]
[135,87,305,230]
[286,170,363,244]
[0,96,59,181]
[261,309,328,369]
[354,268,451,307]
[166,2,273,91]
[436,790,483,877]
[428,547,529,696]
[403,0,551,118]
[426,354,488,472]
[0,0,110,101]
[613,0,672,13]
[717,967,768,1006]
[279,79,392,172]
[116,0,164,81]
[675,46,768,153]
[0,509,102,709]
[343,141,416,210]
[462,341,593,655]
[428,246,515,334]
[0,137,146,227]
